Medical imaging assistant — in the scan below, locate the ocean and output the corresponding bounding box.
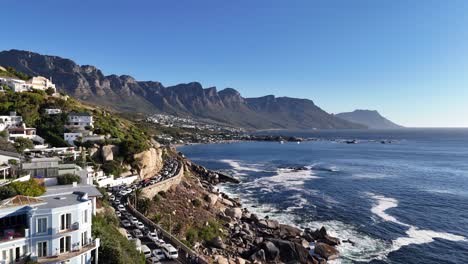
[178,129,468,264]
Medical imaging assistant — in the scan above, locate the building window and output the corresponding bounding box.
[37,241,47,257]
[60,236,71,253]
[81,231,88,246]
[60,213,71,230]
[83,209,88,224]
[37,217,47,234]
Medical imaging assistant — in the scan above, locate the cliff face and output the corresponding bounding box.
[0,49,365,130]
[133,147,164,179]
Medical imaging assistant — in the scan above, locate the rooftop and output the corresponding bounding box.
[42,184,102,198]
[38,192,87,209]
[0,150,22,159]
[0,195,46,209]
[69,112,91,117]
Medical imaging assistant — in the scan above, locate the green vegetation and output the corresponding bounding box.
[184,220,224,247]
[92,212,145,264]
[0,179,46,199]
[0,66,30,80]
[191,198,202,207]
[13,137,34,152]
[57,173,81,185]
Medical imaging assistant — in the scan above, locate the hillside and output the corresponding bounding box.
[0,49,365,130]
[336,110,403,129]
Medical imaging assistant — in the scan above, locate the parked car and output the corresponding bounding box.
[161,243,178,259]
[135,221,145,230]
[133,229,143,238]
[147,232,158,242]
[130,217,139,225]
[141,244,152,258]
[146,256,161,264]
[126,233,132,240]
[115,211,121,217]
[117,205,126,211]
[155,238,165,247]
[121,220,131,228]
[152,249,166,260]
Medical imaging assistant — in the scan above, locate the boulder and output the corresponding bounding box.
[249,249,266,263]
[314,242,339,260]
[258,219,280,230]
[101,145,118,161]
[215,255,229,264]
[225,207,243,219]
[133,147,164,179]
[279,224,302,238]
[88,147,100,159]
[261,241,280,260]
[270,238,310,263]
[209,236,226,249]
[235,257,246,264]
[307,226,340,246]
[207,193,219,206]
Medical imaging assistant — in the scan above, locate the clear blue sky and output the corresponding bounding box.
[3,0,468,127]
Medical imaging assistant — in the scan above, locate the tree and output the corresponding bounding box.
[57,174,81,185]
[0,179,46,198]
[45,87,55,96]
[14,137,34,152]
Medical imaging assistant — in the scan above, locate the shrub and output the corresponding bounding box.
[158,191,166,198]
[92,213,145,264]
[14,137,34,152]
[2,179,46,198]
[45,87,55,96]
[152,194,161,203]
[101,161,123,176]
[198,220,223,242]
[192,198,202,208]
[57,174,81,185]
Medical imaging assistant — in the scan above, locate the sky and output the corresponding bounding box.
[3,0,468,127]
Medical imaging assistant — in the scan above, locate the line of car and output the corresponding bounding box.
[108,159,182,264]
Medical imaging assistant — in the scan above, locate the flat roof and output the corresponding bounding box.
[69,112,91,117]
[42,184,102,198]
[38,193,86,209]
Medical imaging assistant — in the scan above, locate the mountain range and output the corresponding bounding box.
[0,49,367,130]
[336,110,403,129]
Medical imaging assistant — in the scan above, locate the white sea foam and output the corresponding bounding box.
[368,193,467,255]
[220,159,263,173]
[352,173,389,180]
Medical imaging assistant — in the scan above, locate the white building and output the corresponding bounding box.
[44,109,62,115]
[7,125,45,144]
[0,76,56,93]
[0,112,23,131]
[66,113,94,131]
[64,132,83,145]
[0,187,101,264]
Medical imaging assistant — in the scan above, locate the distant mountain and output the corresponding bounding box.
[336,110,402,129]
[0,49,365,130]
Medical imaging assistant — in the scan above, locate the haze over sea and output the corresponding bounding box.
[179,129,468,264]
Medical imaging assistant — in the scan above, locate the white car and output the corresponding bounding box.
[126,233,132,240]
[117,205,126,211]
[115,211,121,217]
[155,238,165,247]
[109,195,115,201]
[135,221,145,230]
[121,220,131,228]
[133,229,143,238]
[152,249,166,260]
[147,232,158,242]
[130,217,139,225]
[161,244,178,259]
[146,256,161,264]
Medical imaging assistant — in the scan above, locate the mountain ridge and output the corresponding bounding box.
[0,49,365,130]
[336,109,403,129]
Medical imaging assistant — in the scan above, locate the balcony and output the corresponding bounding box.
[37,238,99,264]
[56,222,80,235]
[0,228,27,243]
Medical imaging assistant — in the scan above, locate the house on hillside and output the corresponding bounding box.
[0,191,100,263]
[0,76,56,93]
[7,124,45,145]
[0,112,23,131]
[66,112,94,131]
[44,108,62,115]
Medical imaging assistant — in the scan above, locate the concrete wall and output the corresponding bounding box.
[140,166,184,199]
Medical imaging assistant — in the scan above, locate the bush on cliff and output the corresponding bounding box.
[57,174,81,185]
[92,213,145,264]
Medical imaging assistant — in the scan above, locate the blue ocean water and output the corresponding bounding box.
[179,129,468,264]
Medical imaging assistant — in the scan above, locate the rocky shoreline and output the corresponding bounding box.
[184,158,341,264]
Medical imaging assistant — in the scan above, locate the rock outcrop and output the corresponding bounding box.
[133,147,163,179]
[101,145,119,162]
